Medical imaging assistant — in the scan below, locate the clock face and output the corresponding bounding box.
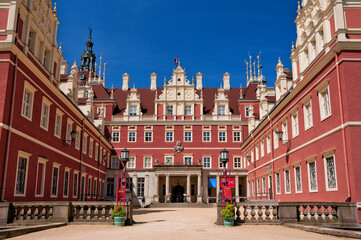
[80,72,85,80]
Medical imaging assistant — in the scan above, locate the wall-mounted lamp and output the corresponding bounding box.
[64,130,77,144]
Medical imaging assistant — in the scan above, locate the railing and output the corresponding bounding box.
[217,201,359,226]
[9,202,54,224]
[71,202,114,222]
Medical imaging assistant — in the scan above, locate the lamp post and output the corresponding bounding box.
[219,148,229,203]
[120,148,129,223]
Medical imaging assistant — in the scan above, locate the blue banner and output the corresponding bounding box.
[208,178,217,188]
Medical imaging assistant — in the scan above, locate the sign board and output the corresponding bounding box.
[208,178,217,188]
[223,186,232,199]
[220,178,235,188]
[118,188,125,197]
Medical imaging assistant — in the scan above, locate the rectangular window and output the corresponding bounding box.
[319,85,331,120]
[73,172,78,197]
[234,157,242,168]
[106,178,114,197]
[282,120,288,143]
[145,132,153,142]
[128,132,136,142]
[165,156,174,165]
[233,131,241,142]
[255,144,259,161]
[137,178,145,196]
[260,139,265,157]
[40,102,50,130]
[203,156,211,168]
[303,100,313,130]
[51,166,59,197]
[95,144,98,161]
[64,170,69,197]
[129,106,137,116]
[203,132,211,142]
[94,179,97,197]
[294,166,302,193]
[89,139,93,157]
[21,89,34,120]
[218,131,226,142]
[15,156,28,195]
[75,130,80,150]
[144,157,152,168]
[266,134,271,154]
[66,121,73,144]
[112,132,120,142]
[252,181,255,196]
[166,131,174,142]
[276,172,281,194]
[273,129,279,149]
[308,161,318,192]
[83,135,87,154]
[292,112,299,138]
[127,157,136,168]
[325,155,337,191]
[218,105,225,115]
[184,105,191,115]
[184,131,192,142]
[88,177,91,197]
[245,107,250,117]
[54,113,62,138]
[262,177,266,195]
[167,105,173,115]
[184,157,192,165]
[284,169,291,194]
[257,179,261,196]
[111,156,119,169]
[35,160,46,196]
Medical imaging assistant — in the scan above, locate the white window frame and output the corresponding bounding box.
[40,97,51,131]
[89,138,93,158]
[54,110,63,138]
[318,84,331,121]
[165,131,174,142]
[255,144,259,161]
[129,105,137,116]
[184,105,192,116]
[260,139,265,157]
[111,156,119,169]
[203,156,211,168]
[73,171,79,198]
[14,151,31,197]
[88,176,92,197]
[83,134,87,154]
[144,131,153,142]
[63,168,70,198]
[257,178,261,196]
[218,131,226,142]
[233,131,241,142]
[35,157,47,198]
[262,177,266,195]
[202,131,211,142]
[51,163,61,198]
[167,105,174,116]
[282,120,288,143]
[95,143,99,161]
[294,164,303,193]
[21,81,36,121]
[284,169,291,194]
[266,134,271,154]
[307,159,318,193]
[303,99,313,130]
[273,129,279,149]
[323,152,338,191]
[75,127,81,150]
[144,156,153,168]
[275,172,281,195]
[184,131,192,142]
[165,155,174,165]
[184,156,193,165]
[252,180,255,196]
[112,132,120,143]
[128,131,136,142]
[233,156,242,169]
[66,120,73,145]
[218,105,226,115]
[291,111,299,138]
[127,156,136,168]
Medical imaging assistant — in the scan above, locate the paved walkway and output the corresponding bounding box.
[11,207,350,240]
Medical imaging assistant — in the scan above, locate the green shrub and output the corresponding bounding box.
[220,204,235,219]
[111,205,126,217]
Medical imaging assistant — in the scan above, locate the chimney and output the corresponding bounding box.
[223,72,230,90]
[150,72,157,91]
[122,73,129,91]
[196,72,203,90]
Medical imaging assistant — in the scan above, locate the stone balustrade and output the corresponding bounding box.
[0,201,133,226]
[217,201,359,227]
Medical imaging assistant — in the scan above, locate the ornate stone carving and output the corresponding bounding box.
[174,141,184,153]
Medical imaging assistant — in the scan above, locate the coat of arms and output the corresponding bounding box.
[174,141,184,153]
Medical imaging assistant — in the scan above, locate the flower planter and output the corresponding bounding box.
[223,217,234,227]
[114,216,126,226]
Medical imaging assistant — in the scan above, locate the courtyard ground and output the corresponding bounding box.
[10,207,351,240]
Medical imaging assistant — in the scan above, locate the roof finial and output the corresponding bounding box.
[245,60,249,81]
[103,62,106,82]
[110,84,114,99]
[164,76,166,85]
[99,54,102,79]
[249,54,253,80]
[58,43,62,55]
[297,1,301,14]
[53,2,57,16]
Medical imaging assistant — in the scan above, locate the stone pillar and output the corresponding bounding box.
[0,203,10,226]
[235,175,239,202]
[154,174,159,203]
[187,174,191,203]
[165,174,170,203]
[145,172,149,204]
[197,174,202,203]
[132,174,138,203]
[216,174,220,203]
[53,202,71,223]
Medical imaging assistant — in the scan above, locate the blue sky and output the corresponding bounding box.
[56,1,298,89]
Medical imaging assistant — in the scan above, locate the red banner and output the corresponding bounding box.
[220,178,235,188]
[223,186,232,199]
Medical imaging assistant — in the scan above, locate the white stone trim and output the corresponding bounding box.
[14,150,31,197]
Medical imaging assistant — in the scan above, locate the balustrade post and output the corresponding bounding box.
[278,202,298,224]
[53,202,71,223]
[0,203,11,226]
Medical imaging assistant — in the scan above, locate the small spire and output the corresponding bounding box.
[297,1,301,14]
[249,54,253,80]
[192,76,194,85]
[164,76,166,85]
[103,62,106,81]
[53,2,57,15]
[178,59,181,67]
[291,41,295,54]
[240,84,243,99]
[99,55,102,79]
[72,59,77,67]
[245,60,249,81]
[58,43,62,55]
[110,84,114,99]
[133,83,136,89]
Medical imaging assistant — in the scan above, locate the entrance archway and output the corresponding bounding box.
[172,185,185,203]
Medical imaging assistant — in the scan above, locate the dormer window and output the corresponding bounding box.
[130,106,137,116]
[84,91,89,98]
[185,106,191,116]
[218,105,225,116]
[167,105,173,116]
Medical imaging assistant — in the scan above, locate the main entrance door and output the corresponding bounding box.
[172,185,185,203]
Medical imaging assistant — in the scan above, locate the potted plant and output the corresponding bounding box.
[111,205,126,226]
[220,203,235,227]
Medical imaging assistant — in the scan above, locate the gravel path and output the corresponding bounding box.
[10,207,350,240]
